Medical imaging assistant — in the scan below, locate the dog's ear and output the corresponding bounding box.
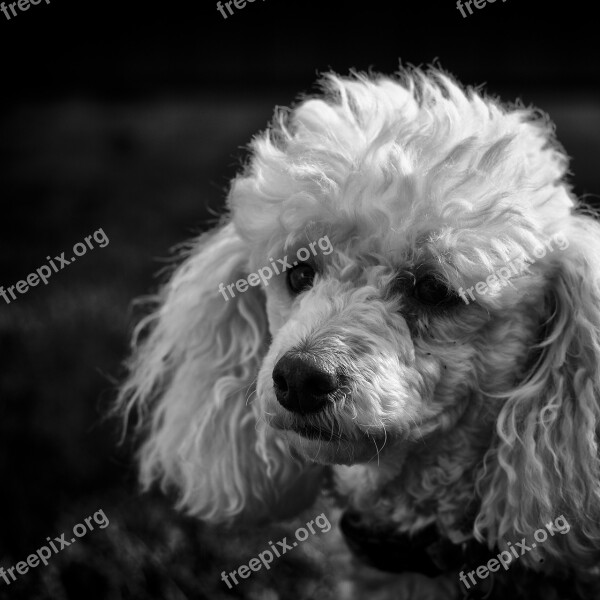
[475,214,600,570]
[118,222,323,524]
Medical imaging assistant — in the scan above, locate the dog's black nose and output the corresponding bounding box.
[272,353,338,414]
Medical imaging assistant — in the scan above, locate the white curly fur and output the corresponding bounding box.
[118,67,600,592]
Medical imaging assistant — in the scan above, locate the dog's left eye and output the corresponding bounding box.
[287,263,316,295]
[413,275,459,306]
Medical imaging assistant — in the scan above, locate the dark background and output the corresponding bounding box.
[1,1,599,598]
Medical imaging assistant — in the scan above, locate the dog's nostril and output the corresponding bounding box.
[272,372,288,392]
[304,373,337,395]
[272,352,339,415]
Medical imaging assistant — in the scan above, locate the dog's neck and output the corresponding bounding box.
[332,415,493,542]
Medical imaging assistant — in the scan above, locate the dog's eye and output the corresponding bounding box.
[413,275,458,306]
[287,263,316,295]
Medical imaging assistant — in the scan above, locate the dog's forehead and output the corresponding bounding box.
[266,181,492,259]
[271,216,456,275]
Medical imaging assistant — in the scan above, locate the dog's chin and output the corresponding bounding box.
[270,419,381,465]
[282,429,375,465]
[261,390,394,464]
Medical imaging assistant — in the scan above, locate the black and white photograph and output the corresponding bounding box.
[1,1,600,598]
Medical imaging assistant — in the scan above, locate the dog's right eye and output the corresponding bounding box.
[287,263,316,295]
[413,275,459,307]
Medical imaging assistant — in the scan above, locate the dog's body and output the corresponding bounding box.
[119,68,600,599]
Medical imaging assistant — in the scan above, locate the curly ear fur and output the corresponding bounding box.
[117,222,322,523]
[476,212,600,572]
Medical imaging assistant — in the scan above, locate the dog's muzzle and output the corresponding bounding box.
[272,352,339,414]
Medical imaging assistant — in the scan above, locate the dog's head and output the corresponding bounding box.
[119,68,600,570]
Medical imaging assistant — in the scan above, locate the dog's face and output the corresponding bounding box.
[252,202,550,467]
[238,74,574,466]
[255,231,460,466]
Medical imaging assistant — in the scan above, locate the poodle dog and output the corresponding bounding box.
[118,67,600,599]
